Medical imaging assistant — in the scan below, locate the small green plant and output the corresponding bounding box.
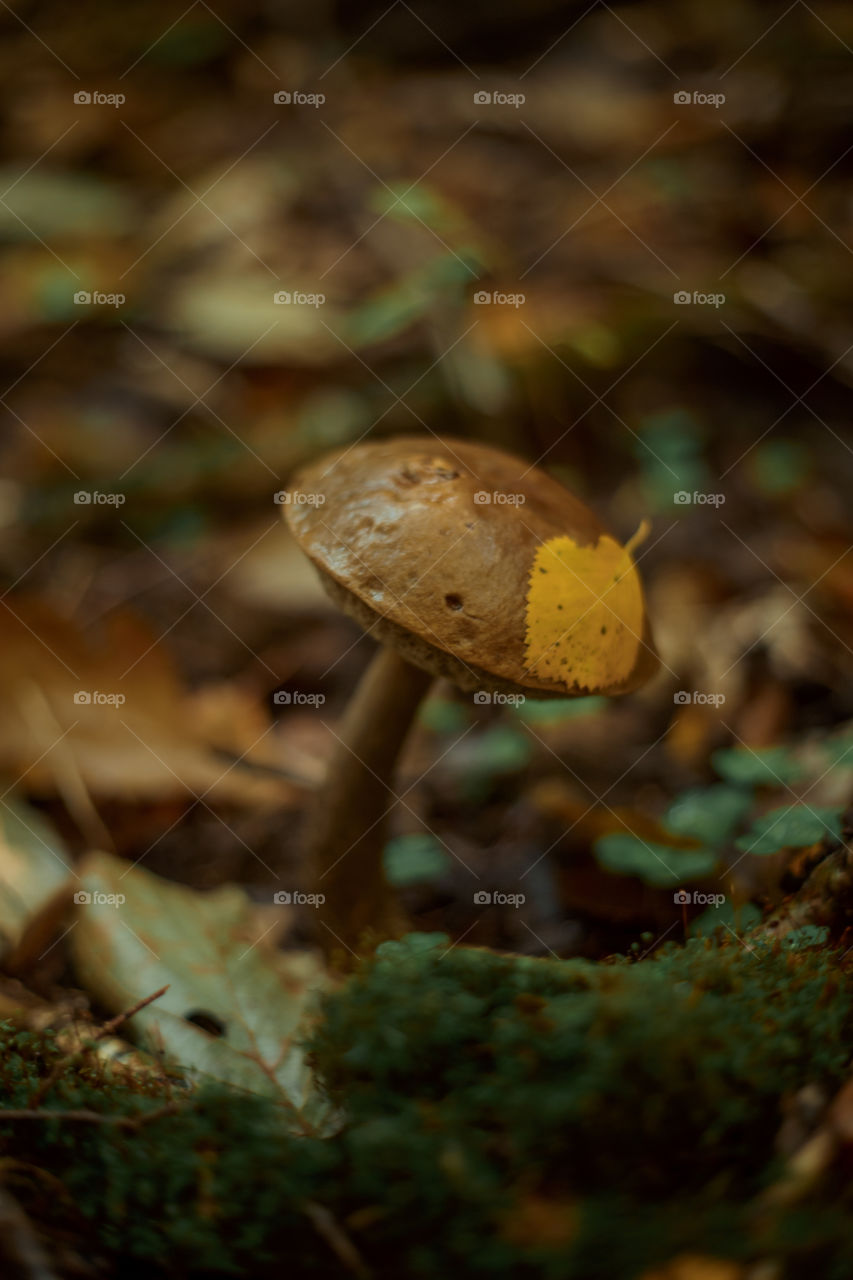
[593,729,850,900]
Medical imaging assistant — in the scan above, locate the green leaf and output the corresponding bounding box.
[345,283,430,346]
[454,726,533,777]
[735,805,843,856]
[821,727,853,774]
[712,745,803,787]
[594,834,718,888]
[384,834,452,887]
[633,409,710,511]
[418,696,470,735]
[70,852,328,1123]
[750,438,809,497]
[663,785,752,845]
[513,695,607,726]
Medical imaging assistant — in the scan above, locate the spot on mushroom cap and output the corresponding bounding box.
[283,436,657,698]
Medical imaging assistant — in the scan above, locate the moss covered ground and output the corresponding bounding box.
[2,932,852,1278]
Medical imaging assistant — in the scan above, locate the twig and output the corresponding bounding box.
[88,984,171,1041]
[1,1101,182,1130]
[28,985,169,1108]
[302,1199,372,1278]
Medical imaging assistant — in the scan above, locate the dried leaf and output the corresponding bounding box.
[0,597,294,804]
[70,851,329,1124]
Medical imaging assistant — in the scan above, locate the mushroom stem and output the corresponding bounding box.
[309,646,433,958]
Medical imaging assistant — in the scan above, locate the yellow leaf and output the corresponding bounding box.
[524,524,648,692]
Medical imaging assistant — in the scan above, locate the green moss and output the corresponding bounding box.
[3,935,853,1276]
[308,934,853,1274]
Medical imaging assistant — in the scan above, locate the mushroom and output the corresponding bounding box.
[282,436,658,956]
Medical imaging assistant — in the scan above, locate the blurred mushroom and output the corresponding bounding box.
[284,436,657,956]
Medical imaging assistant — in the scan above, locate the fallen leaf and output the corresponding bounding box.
[70,851,330,1125]
[0,596,296,804]
[524,525,647,691]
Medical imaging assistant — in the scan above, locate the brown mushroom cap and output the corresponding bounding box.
[283,436,658,697]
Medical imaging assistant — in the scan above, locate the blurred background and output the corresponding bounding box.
[1,0,852,966]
